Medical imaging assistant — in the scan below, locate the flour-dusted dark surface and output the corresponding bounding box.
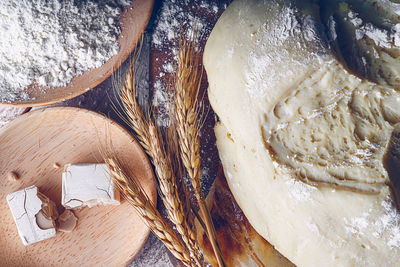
[0,0,233,265]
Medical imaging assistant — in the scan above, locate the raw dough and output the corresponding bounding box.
[204,0,400,266]
[196,166,294,267]
[321,0,400,88]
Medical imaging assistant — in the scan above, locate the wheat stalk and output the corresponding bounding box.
[105,157,193,267]
[167,125,194,230]
[147,122,202,266]
[173,31,225,267]
[114,43,202,266]
[114,47,150,153]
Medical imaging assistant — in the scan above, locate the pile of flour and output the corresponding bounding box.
[0,0,131,102]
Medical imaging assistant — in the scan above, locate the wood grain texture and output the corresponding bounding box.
[1,0,154,107]
[196,166,295,267]
[0,107,157,267]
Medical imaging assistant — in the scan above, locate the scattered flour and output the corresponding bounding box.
[347,10,400,48]
[129,234,172,267]
[152,0,219,48]
[152,82,171,127]
[150,0,223,127]
[244,4,329,99]
[335,3,400,50]
[378,200,400,248]
[286,179,316,202]
[0,106,26,128]
[344,212,371,235]
[344,199,400,249]
[0,0,131,102]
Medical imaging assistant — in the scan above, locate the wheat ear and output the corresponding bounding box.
[114,46,202,266]
[148,122,203,266]
[116,52,150,153]
[173,32,225,267]
[167,125,194,231]
[105,157,193,266]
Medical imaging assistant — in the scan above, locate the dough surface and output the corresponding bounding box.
[321,0,400,88]
[204,0,400,266]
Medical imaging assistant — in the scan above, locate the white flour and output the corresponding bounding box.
[286,179,316,202]
[244,5,329,99]
[344,199,400,249]
[0,106,26,128]
[347,10,400,48]
[129,234,172,267]
[0,0,131,102]
[151,0,223,127]
[153,1,208,48]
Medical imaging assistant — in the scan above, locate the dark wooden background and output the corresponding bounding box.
[0,1,234,266]
[146,1,233,265]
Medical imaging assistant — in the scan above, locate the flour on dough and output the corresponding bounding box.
[204,0,400,266]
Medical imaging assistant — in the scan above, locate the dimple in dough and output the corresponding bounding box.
[204,0,400,266]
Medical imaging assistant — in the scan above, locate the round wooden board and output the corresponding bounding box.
[1,0,154,107]
[0,107,156,266]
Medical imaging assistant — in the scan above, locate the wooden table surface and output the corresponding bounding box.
[142,1,233,265]
[0,1,233,266]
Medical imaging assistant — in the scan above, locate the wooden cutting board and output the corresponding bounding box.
[1,0,154,107]
[0,107,156,266]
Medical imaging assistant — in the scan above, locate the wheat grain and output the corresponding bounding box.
[115,58,150,152]
[167,121,198,252]
[105,157,194,267]
[147,122,202,266]
[113,43,202,266]
[167,125,194,230]
[173,31,225,267]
